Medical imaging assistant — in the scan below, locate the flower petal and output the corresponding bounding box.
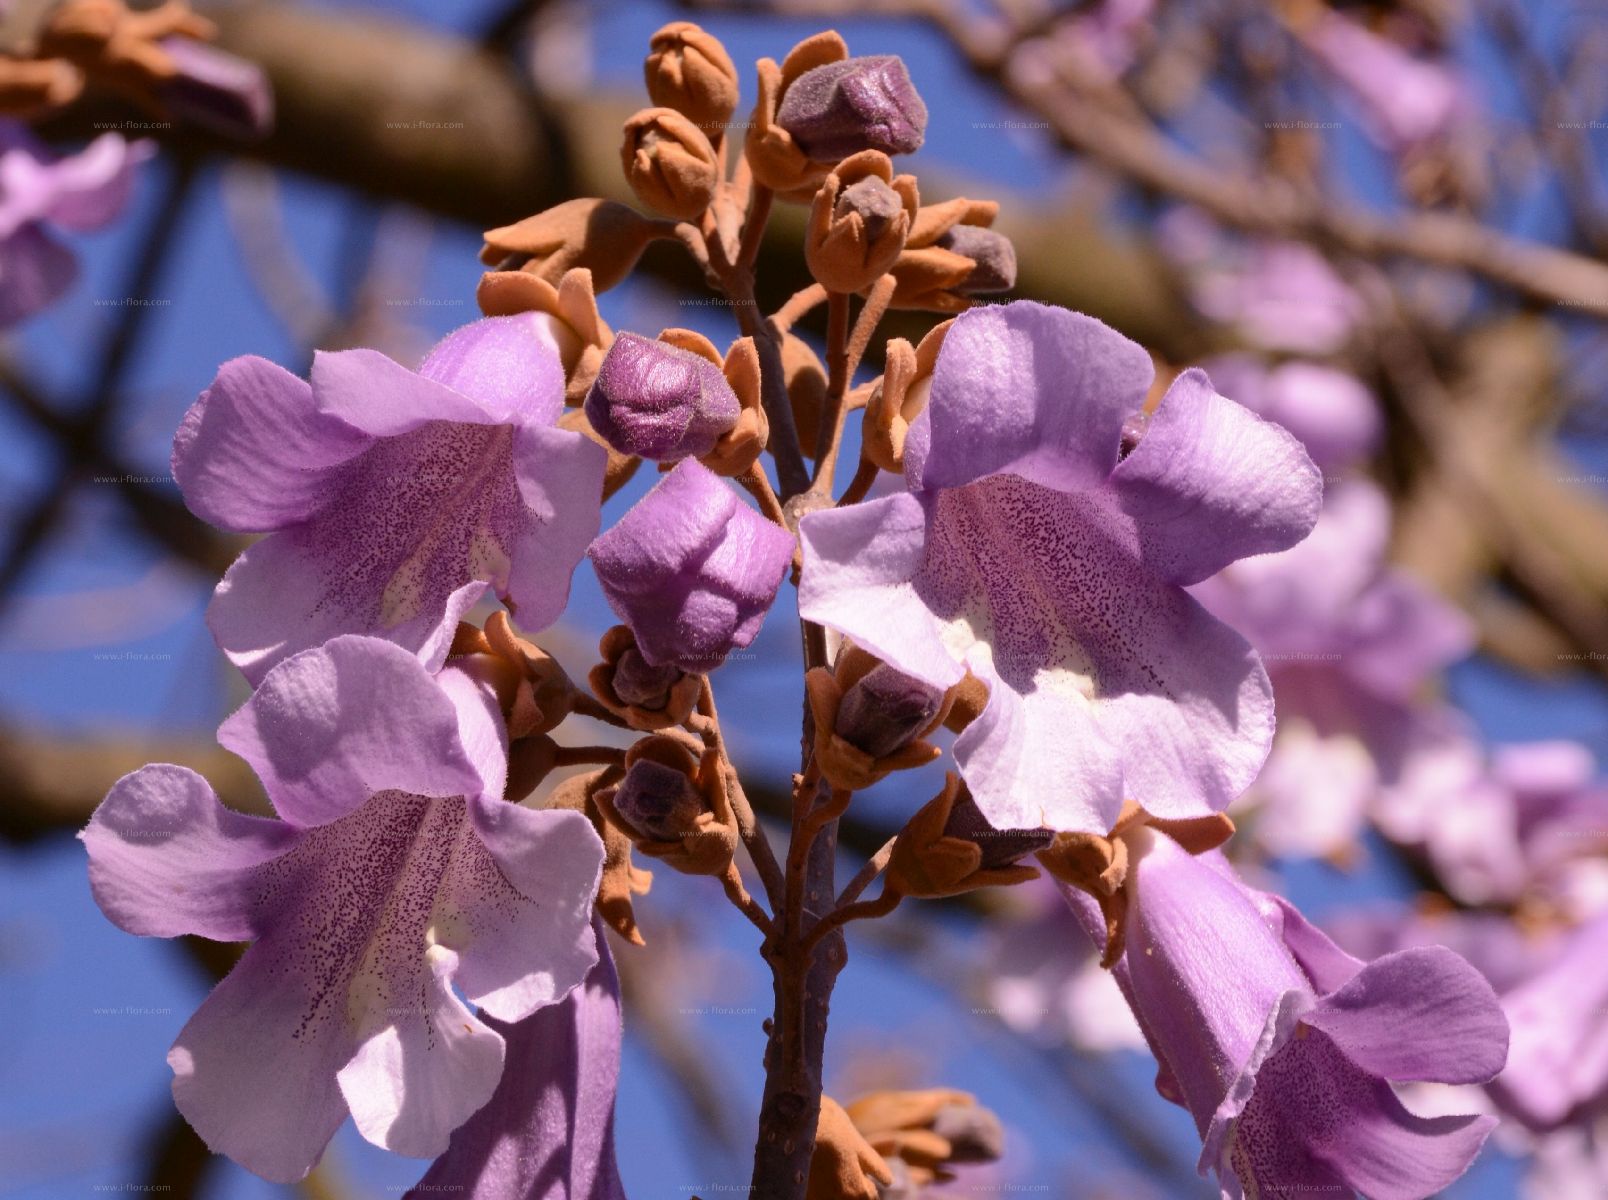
[408,922,627,1200]
[208,528,488,686]
[337,944,507,1159]
[81,764,297,941]
[1226,1028,1497,1200]
[1303,946,1509,1085]
[453,794,604,1023]
[1112,368,1322,586]
[169,938,357,1183]
[918,301,1151,494]
[506,422,607,631]
[312,347,497,435]
[0,225,77,327]
[217,635,485,827]
[416,314,567,426]
[798,491,963,691]
[172,355,370,533]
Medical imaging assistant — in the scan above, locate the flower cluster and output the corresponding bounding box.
[71,17,1519,1200]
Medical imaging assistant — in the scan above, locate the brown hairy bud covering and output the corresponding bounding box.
[589,626,702,730]
[644,21,739,134]
[447,612,577,741]
[807,1095,893,1200]
[700,334,770,477]
[805,644,949,792]
[804,150,918,293]
[621,107,719,221]
[594,735,738,877]
[882,196,1010,312]
[884,774,1042,899]
[863,318,950,474]
[481,198,673,294]
[844,1089,1003,1188]
[782,332,829,459]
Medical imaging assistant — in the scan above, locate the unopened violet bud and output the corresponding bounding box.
[936,224,1017,294]
[942,787,1053,869]
[584,332,741,461]
[610,758,707,841]
[777,55,927,161]
[613,645,685,709]
[589,459,795,672]
[158,38,273,140]
[837,174,903,243]
[835,662,943,758]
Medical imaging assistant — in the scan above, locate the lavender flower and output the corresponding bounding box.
[0,122,151,326]
[80,636,605,1182]
[409,918,626,1200]
[1060,830,1508,1198]
[589,459,794,672]
[157,37,274,140]
[173,314,606,684]
[799,300,1321,834]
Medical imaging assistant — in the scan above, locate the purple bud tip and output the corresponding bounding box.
[613,646,685,709]
[777,55,928,162]
[584,333,742,461]
[835,662,943,758]
[835,175,904,243]
[158,39,274,140]
[930,1102,1005,1162]
[936,225,1017,294]
[611,759,706,841]
[941,787,1052,869]
[1118,410,1151,460]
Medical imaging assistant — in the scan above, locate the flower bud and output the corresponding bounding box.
[644,21,739,134]
[610,757,707,842]
[935,223,1016,294]
[940,786,1053,870]
[744,31,849,196]
[584,331,740,461]
[589,460,795,673]
[481,198,671,294]
[835,662,944,758]
[588,625,703,731]
[595,735,738,876]
[804,150,917,293]
[777,55,928,161]
[863,318,950,473]
[621,107,719,221]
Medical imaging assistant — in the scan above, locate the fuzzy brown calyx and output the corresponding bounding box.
[481,198,674,294]
[621,106,719,222]
[804,150,918,294]
[805,644,950,792]
[807,1094,893,1200]
[588,626,702,731]
[862,317,950,474]
[594,735,738,877]
[545,765,653,946]
[882,196,1006,312]
[743,30,848,197]
[475,266,613,407]
[845,1088,1003,1187]
[644,21,739,134]
[1037,800,1236,968]
[885,774,1043,900]
[448,612,578,742]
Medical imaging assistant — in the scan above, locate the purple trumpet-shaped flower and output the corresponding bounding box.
[174,314,606,684]
[1060,830,1508,1198]
[409,917,627,1200]
[799,301,1322,834]
[80,636,605,1183]
[589,458,794,672]
[583,332,740,461]
[777,55,928,161]
[158,38,274,140]
[0,122,152,326]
